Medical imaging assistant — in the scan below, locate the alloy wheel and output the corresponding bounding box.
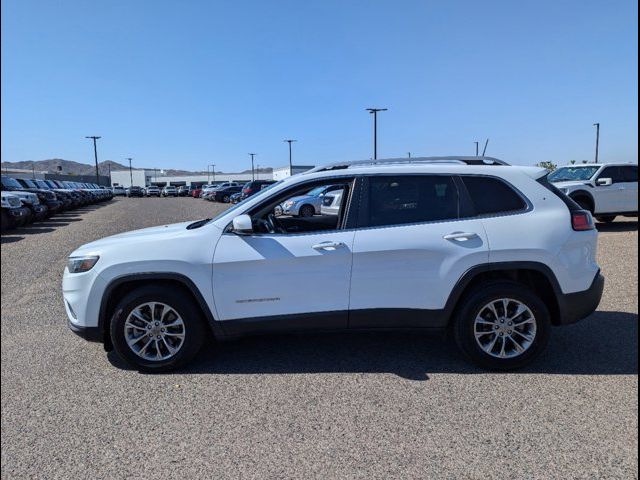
[124,302,186,361]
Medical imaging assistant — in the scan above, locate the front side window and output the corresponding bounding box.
[364,175,459,228]
[461,176,527,215]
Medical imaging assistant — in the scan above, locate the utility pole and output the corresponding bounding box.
[209,164,216,184]
[593,123,600,163]
[249,153,256,181]
[85,136,101,184]
[474,141,479,156]
[366,108,387,160]
[126,158,133,187]
[284,139,297,176]
[108,162,112,186]
[407,152,411,158]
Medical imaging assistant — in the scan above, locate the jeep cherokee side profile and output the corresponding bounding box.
[64,157,604,372]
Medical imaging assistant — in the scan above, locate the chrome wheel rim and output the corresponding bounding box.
[124,302,186,361]
[474,298,537,359]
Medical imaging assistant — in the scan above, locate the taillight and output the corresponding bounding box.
[572,210,595,231]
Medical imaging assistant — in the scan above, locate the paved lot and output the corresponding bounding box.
[1,197,638,479]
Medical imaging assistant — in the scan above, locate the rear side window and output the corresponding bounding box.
[364,175,459,227]
[622,165,638,182]
[461,176,527,215]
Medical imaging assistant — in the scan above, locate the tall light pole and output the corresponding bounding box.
[108,162,112,186]
[284,139,297,176]
[209,164,216,184]
[126,158,133,187]
[85,136,101,184]
[407,152,411,158]
[249,153,256,181]
[593,123,600,163]
[474,141,479,156]
[366,108,387,160]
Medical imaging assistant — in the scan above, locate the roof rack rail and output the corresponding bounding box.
[308,156,510,173]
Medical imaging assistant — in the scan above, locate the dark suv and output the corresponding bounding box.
[241,180,277,199]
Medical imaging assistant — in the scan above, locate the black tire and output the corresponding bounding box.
[110,285,207,372]
[222,195,230,203]
[453,281,551,370]
[571,195,594,214]
[595,215,616,223]
[299,204,315,217]
[1,210,11,232]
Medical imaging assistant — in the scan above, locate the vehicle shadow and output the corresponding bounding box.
[0,235,24,244]
[108,310,638,380]
[597,221,638,232]
[9,226,56,235]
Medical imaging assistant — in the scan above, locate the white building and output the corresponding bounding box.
[110,165,315,188]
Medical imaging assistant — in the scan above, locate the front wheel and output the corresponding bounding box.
[299,204,315,217]
[453,282,551,370]
[110,286,207,372]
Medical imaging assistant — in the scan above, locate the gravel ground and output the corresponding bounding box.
[1,197,638,479]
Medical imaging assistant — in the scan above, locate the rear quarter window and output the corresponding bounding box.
[461,176,527,215]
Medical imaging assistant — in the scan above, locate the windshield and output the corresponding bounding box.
[210,180,284,223]
[1,177,22,189]
[548,166,600,182]
[35,180,50,189]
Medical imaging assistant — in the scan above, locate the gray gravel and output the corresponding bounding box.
[1,198,638,479]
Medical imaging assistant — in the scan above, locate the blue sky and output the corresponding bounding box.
[1,0,637,172]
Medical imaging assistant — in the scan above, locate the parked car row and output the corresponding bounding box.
[196,180,278,203]
[1,176,113,231]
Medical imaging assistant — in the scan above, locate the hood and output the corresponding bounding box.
[551,180,592,189]
[285,194,316,204]
[75,221,196,252]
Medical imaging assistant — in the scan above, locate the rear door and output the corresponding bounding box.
[595,166,626,213]
[620,165,639,212]
[348,174,489,328]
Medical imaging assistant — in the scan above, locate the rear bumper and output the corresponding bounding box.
[557,272,605,325]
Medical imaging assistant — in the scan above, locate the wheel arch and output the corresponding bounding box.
[444,262,563,326]
[569,190,595,212]
[99,273,223,349]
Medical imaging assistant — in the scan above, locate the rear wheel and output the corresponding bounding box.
[222,194,230,203]
[299,204,315,217]
[110,286,206,372]
[595,215,616,223]
[453,282,551,370]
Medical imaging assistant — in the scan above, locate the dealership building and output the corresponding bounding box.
[109,165,315,188]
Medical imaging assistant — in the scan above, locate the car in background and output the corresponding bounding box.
[126,186,145,197]
[111,186,126,196]
[162,186,178,197]
[212,185,243,203]
[145,186,161,197]
[320,188,344,216]
[279,184,342,217]
[241,180,277,200]
[549,163,638,223]
[32,180,74,210]
[199,184,218,199]
[190,186,203,198]
[3,176,63,216]
[177,186,190,196]
[1,191,30,230]
[230,192,243,203]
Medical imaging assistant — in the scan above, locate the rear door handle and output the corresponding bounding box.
[312,241,346,251]
[443,232,479,242]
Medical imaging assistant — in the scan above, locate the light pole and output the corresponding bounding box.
[407,152,411,158]
[249,153,256,181]
[209,164,216,184]
[85,136,101,184]
[108,162,112,186]
[366,108,387,160]
[593,123,600,163]
[126,158,133,187]
[474,141,479,156]
[284,139,296,176]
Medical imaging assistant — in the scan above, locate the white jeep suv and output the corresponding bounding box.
[549,163,638,223]
[63,157,604,371]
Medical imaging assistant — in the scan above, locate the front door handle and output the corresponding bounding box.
[312,241,346,251]
[443,232,479,242]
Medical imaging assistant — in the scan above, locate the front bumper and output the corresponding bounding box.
[557,272,605,325]
[67,318,102,342]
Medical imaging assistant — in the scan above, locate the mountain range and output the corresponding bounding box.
[1,159,272,176]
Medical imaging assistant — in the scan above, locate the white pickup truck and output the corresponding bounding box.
[549,163,638,223]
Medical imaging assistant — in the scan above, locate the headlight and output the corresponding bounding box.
[283,200,294,208]
[67,256,100,273]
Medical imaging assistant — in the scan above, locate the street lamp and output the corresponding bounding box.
[209,164,216,184]
[284,139,297,176]
[85,136,101,184]
[126,158,133,187]
[474,141,479,156]
[366,108,387,160]
[249,153,256,181]
[593,123,600,163]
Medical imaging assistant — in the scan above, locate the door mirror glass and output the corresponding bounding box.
[597,177,613,186]
[232,214,253,234]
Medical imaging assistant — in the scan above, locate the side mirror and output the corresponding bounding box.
[232,214,253,235]
[597,177,613,186]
